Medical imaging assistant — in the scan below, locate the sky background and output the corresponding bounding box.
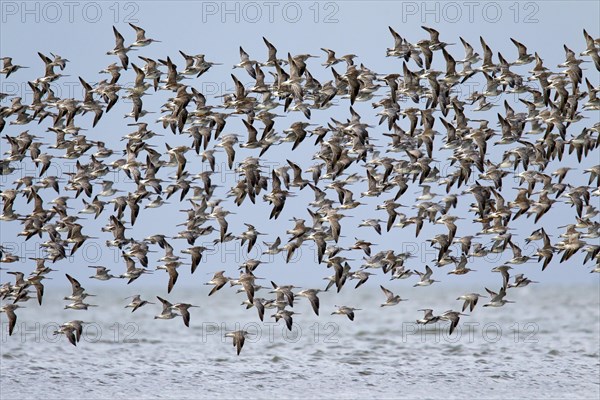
[1,0,599,299]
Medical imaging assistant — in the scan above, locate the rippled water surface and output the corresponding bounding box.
[1,285,599,399]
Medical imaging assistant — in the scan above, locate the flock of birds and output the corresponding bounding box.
[1,24,599,355]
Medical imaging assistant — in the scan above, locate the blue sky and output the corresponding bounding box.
[1,1,599,295]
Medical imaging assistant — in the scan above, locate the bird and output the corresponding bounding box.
[483,287,514,307]
[510,38,534,65]
[447,254,476,275]
[233,47,257,78]
[54,324,78,346]
[413,265,438,287]
[156,261,182,293]
[154,296,179,320]
[491,265,513,289]
[205,271,230,296]
[64,274,88,300]
[106,26,132,70]
[1,57,28,78]
[331,305,360,321]
[440,310,467,335]
[54,320,87,345]
[64,300,97,310]
[124,295,154,312]
[456,293,486,312]
[225,330,250,355]
[350,269,375,289]
[181,246,210,274]
[129,23,161,47]
[358,218,383,235]
[88,266,119,281]
[170,303,199,327]
[296,289,321,315]
[0,304,24,336]
[507,274,538,288]
[416,309,440,325]
[379,285,407,306]
[271,309,299,331]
